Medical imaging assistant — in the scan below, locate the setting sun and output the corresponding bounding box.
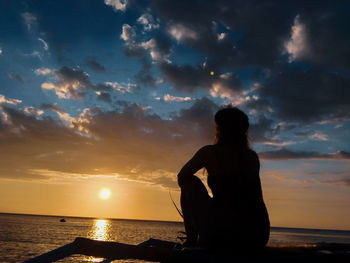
[99,188,111,200]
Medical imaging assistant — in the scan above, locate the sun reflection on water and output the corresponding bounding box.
[89,219,111,241]
[86,219,111,262]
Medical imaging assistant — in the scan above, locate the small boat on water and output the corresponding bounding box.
[23,237,350,262]
[59,218,66,222]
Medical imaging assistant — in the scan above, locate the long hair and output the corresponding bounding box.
[214,106,250,150]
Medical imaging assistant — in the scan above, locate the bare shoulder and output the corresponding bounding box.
[196,144,215,156]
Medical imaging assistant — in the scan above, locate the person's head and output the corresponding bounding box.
[214,106,249,149]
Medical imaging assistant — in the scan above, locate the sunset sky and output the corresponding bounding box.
[0,0,350,230]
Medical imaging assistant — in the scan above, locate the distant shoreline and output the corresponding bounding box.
[1,212,350,232]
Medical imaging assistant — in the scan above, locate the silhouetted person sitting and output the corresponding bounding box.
[178,107,270,249]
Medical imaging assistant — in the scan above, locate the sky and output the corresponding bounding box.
[0,0,350,230]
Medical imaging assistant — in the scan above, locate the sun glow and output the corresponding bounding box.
[99,188,111,200]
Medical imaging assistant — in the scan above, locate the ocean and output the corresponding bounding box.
[1,213,350,262]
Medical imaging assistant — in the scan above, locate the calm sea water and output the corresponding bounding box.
[1,213,350,263]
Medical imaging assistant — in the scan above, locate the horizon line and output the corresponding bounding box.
[1,212,350,232]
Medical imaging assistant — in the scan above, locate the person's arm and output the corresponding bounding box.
[177,145,210,187]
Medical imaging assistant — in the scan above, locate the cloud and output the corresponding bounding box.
[0,95,22,106]
[24,50,42,60]
[120,21,245,93]
[35,68,52,75]
[295,130,328,141]
[38,38,49,51]
[104,0,127,11]
[39,104,100,136]
[159,62,242,95]
[116,0,350,100]
[294,5,350,72]
[39,65,137,101]
[137,13,160,31]
[40,103,73,126]
[23,107,44,116]
[121,24,136,41]
[169,24,198,42]
[322,177,350,187]
[209,73,244,101]
[86,57,106,72]
[262,141,295,147]
[40,103,65,113]
[141,37,172,62]
[285,15,309,62]
[105,81,138,93]
[163,94,191,102]
[152,0,291,68]
[96,91,111,103]
[41,66,90,99]
[2,94,347,189]
[148,0,350,116]
[120,24,151,61]
[249,114,292,146]
[309,133,328,141]
[133,58,156,88]
[0,98,219,187]
[217,33,226,41]
[120,23,172,63]
[21,12,37,31]
[260,69,350,122]
[259,148,350,161]
[7,72,24,83]
[0,47,2,55]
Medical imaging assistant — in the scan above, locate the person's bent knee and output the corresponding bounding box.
[180,175,209,198]
[181,175,203,189]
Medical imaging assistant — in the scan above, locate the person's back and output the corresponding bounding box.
[205,144,269,247]
[178,107,270,249]
[205,145,261,203]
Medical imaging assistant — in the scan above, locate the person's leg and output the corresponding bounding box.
[180,175,210,245]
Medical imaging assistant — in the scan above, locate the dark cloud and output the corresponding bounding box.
[7,72,24,83]
[249,115,275,142]
[151,0,350,72]
[0,98,219,188]
[123,35,172,87]
[259,148,350,161]
[93,83,113,92]
[151,0,293,68]
[146,0,350,116]
[244,98,272,114]
[159,63,211,93]
[86,57,106,72]
[141,35,172,62]
[41,66,129,102]
[135,58,156,87]
[56,66,90,85]
[173,97,219,142]
[260,69,350,122]
[322,177,350,187]
[0,168,47,181]
[1,95,348,188]
[294,130,313,137]
[41,103,65,113]
[292,2,350,72]
[248,115,295,146]
[96,91,112,103]
[41,66,91,99]
[159,62,242,94]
